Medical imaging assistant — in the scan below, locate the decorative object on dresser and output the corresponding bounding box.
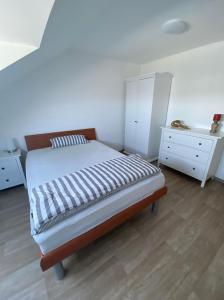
[210,114,222,133]
[158,127,224,188]
[171,120,190,129]
[0,149,26,190]
[124,72,173,161]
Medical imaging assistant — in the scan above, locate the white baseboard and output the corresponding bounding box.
[214,177,224,183]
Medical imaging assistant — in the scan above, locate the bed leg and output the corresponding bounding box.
[151,201,159,215]
[53,262,65,280]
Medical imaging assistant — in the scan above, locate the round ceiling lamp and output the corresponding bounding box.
[161,19,190,34]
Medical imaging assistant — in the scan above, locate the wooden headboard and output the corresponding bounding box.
[25,128,96,151]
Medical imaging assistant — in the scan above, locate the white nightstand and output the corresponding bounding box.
[0,149,26,190]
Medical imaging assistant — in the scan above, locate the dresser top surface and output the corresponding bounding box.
[162,126,224,140]
[0,149,21,159]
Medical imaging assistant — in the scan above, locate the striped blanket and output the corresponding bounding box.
[31,155,160,234]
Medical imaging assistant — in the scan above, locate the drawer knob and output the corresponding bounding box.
[1,167,5,170]
[198,143,202,146]
[196,155,199,157]
[167,146,170,149]
[165,157,168,160]
[5,179,10,182]
[193,168,196,170]
[169,136,172,139]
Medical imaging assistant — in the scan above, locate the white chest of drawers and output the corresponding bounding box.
[158,127,224,187]
[0,149,26,190]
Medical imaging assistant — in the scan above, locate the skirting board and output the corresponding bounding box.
[214,176,224,183]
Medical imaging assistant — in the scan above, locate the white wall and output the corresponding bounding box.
[0,49,139,153]
[1,40,223,180]
[141,41,224,180]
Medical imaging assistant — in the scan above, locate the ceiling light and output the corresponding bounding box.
[161,19,189,34]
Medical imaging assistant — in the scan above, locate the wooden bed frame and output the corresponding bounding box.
[25,128,167,279]
[25,128,96,151]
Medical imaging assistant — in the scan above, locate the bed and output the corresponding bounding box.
[25,128,167,279]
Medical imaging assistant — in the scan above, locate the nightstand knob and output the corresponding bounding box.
[5,179,9,182]
[1,167,5,170]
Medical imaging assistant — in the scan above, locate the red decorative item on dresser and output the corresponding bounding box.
[213,114,221,121]
[211,114,222,133]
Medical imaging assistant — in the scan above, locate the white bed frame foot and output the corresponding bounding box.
[53,262,65,280]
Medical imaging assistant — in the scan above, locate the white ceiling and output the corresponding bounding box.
[44,0,224,63]
[0,0,55,70]
[0,0,224,88]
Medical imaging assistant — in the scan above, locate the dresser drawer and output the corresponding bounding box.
[160,151,205,180]
[163,131,213,152]
[162,141,210,164]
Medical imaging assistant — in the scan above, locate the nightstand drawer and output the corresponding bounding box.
[0,157,24,190]
[163,131,213,152]
[0,158,19,173]
[160,151,205,180]
[0,172,24,189]
[0,149,26,190]
[162,141,210,164]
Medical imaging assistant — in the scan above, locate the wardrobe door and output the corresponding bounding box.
[135,77,154,157]
[124,80,138,153]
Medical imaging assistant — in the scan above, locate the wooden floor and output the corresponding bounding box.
[1,167,224,300]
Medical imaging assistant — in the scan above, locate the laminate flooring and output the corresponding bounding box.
[1,167,224,300]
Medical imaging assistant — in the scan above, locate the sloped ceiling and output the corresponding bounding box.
[0,0,55,70]
[0,0,224,90]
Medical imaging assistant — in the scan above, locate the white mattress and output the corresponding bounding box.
[26,141,165,254]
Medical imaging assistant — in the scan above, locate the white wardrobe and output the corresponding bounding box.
[124,72,173,161]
